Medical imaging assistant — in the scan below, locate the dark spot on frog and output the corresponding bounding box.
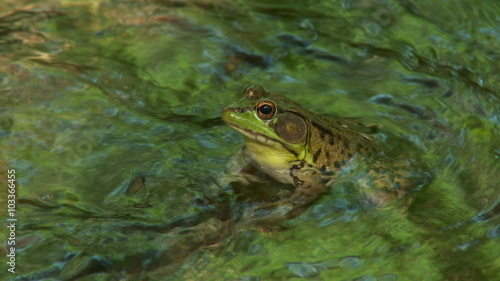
[343,142,349,149]
[325,151,330,158]
[289,165,305,187]
[314,122,332,139]
[320,165,335,176]
[292,175,305,187]
[356,143,365,153]
[334,161,341,169]
[313,148,322,162]
[329,135,335,145]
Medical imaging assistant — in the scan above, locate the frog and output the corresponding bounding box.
[56,85,427,277]
[221,85,428,219]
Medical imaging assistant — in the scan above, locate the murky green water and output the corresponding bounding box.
[0,0,498,280]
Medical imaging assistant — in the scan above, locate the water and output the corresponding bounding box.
[0,0,498,280]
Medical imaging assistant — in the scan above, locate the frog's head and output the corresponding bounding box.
[221,85,310,163]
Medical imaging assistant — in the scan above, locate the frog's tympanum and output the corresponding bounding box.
[221,85,426,221]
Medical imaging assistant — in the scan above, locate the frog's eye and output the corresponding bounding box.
[256,100,276,120]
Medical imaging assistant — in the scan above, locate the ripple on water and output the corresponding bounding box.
[286,262,320,278]
[339,256,364,269]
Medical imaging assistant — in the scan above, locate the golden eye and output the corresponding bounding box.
[256,100,276,119]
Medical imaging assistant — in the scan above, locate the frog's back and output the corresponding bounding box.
[300,106,379,174]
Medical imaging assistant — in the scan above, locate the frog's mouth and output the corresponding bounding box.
[225,121,281,145]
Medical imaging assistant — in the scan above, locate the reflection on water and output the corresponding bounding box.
[0,0,498,280]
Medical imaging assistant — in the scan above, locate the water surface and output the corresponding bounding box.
[0,0,498,280]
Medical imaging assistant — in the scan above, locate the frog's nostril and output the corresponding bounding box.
[234,107,246,113]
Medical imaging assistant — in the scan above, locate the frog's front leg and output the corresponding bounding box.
[285,161,330,206]
[251,162,328,213]
[227,161,329,226]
